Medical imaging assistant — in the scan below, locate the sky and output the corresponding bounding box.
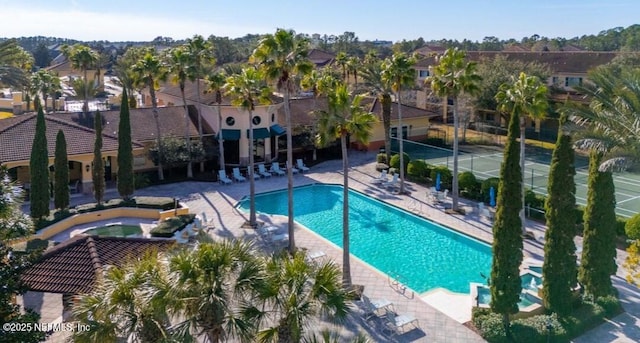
[2,0,639,43]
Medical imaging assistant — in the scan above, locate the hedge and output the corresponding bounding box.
[150,213,196,237]
[471,296,621,343]
[480,177,500,204]
[408,160,430,180]
[389,153,410,173]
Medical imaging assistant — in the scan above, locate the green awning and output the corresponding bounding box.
[246,128,270,139]
[217,129,241,140]
[270,124,286,136]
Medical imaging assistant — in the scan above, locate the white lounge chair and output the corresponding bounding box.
[296,159,310,173]
[69,180,80,193]
[382,173,399,189]
[270,162,285,176]
[218,170,232,185]
[383,310,419,336]
[232,168,246,182]
[362,295,394,319]
[371,170,388,184]
[288,163,300,174]
[257,164,272,178]
[269,233,289,245]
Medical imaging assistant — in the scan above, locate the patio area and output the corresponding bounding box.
[31,151,640,342]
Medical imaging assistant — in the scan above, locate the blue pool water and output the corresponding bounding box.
[237,184,492,294]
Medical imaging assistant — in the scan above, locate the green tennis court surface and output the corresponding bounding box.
[392,139,640,218]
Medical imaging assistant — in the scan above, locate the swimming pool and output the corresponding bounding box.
[237,184,492,294]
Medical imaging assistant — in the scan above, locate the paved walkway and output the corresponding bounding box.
[31,151,640,342]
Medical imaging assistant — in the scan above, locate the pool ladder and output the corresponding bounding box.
[388,271,414,298]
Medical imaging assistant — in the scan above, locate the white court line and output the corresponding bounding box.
[616,195,640,204]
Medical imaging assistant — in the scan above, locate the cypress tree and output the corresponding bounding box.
[93,111,105,205]
[29,107,50,220]
[117,88,134,200]
[542,126,577,316]
[490,110,523,331]
[579,150,617,299]
[53,130,70,210]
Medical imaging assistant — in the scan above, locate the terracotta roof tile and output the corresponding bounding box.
[0,114,139,164]
[55,105,202,142]
[415,51,617,74]
[20,236,175,294]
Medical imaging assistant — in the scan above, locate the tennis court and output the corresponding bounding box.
[392,139,640,218]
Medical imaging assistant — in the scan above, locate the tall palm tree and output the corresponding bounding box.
[186,35,215,172]
[346,56,360,89]
[495,72,549,229]
[131,49,168,181]
[316,81,377,287]
[0,39,30,88]
[72,251,171,343]
[426,48,481,212]
[381,53,416,195]
[224,67,272,228]
[166,46,194,178]
[361,55,393,164]
[564,65,640,171]
[257,251,351,343]
[251,28,314,253]
[206,71,228,170]
[165,241,265,343]
[62,44,98,116]
[334,52,348,81]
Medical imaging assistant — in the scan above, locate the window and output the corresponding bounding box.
[551,76,559,85]
[390,126,408,139]
[252,116,261,125]
[565,77,582,87]
[271,113,275,122]
[226,117,235,126]
[418,70,429,78]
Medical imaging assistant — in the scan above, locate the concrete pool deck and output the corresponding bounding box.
[30,151,640,342]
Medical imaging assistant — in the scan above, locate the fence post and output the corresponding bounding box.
[531,168,534,190]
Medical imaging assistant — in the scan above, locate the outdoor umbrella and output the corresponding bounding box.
[489,186,496,207]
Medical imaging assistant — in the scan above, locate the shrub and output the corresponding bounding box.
[458,171,478,191]
[429,166,452,189]
[150,213,196,237]
[376,153,388,164]
[389,153,410,173]
[511,314,566,343]
[625,214,640,239]
[134,196,177,210]
[422,137,446,147]
[407,159,429,178]
[472,311,509,343]
[480,177,500,204]
[595,295,622,316]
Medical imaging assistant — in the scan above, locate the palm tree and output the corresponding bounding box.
[495,72,549,230]
[0,39,30,88]
[185,35,214,172]
[564,65,640,171]
[224,67,272,228]
[206,71,228,170]
[30,70,61,113]
[165,241,265,343]
[334,52,348,81]
[346,56,360,89]
[166,46,194,178]
[251,28,314,253]
[131,48,168,181]
[426,48,481,212]
[361,55,393,164]
[316,81,377,287]
[62,44,99,116]
[381,53,416,195]
[72,251,171,343]
[256,251,351,343]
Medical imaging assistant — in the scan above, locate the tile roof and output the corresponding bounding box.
[285,96,439,126]
[20,235,175,294]
[415,51,617,74]
[0,114,138,164]
[308,49,336,67]
[157,80,283,106]
[55,105,202,142]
